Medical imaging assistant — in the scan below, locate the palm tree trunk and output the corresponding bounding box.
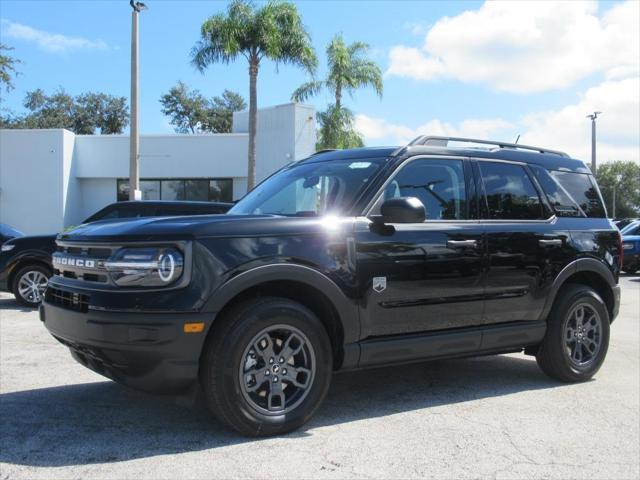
[335,84,342,110]
[247,58,259,191]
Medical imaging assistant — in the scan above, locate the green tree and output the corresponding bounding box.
[292,33,382,110]
[160,83,247,134]
[160,81,209,134]
[1,88,129,134]
[205,89,247,133]
[316,104,363,150]
[596,160,640,218]
[191,0,317,189]
[0,44,21,93]
[292,34,382,150]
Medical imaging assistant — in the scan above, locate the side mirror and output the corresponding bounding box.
[378,197,426,224]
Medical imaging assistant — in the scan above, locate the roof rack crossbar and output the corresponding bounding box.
[408,136,569,157]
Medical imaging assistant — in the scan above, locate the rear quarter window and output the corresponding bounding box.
[549,171,606,218]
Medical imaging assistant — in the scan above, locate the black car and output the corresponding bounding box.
[0,224,24,245]
[1,201,231,307]
[41,137,622,436]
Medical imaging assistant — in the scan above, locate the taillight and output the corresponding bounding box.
[618,230,624,269]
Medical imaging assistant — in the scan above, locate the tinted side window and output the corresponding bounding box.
[479,162,544,220]
[375,159,467,220]
[529,164,582,217]
[549,171,606,218]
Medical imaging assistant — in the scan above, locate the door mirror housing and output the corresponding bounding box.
[377,197,426,224]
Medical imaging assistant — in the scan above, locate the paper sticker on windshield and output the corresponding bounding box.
[349,162,372,169]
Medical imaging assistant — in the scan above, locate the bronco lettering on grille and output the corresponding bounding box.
[53,257,96,269]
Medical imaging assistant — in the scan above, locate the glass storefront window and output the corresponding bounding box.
[209,179,233,202]
[185,180,210,201]
[161,180,185,200]
[117,178,233,203]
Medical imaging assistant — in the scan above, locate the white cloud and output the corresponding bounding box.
[521,76,640,163]
[355,114,514,145]
[0,19,109,53]
[386,1,639,93]
[356,76,639,164]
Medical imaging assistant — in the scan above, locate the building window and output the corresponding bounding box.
[117,178,233,202]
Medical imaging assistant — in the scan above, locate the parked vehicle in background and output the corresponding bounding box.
[0,201,232,307]
[41,136,622,436]
[614,218,639,230]
[0,224,24,245]
[621,221,640,274]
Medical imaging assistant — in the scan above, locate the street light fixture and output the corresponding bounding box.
[586,111,601,174]
[129,0,148,200]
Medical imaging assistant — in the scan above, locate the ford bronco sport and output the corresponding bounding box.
[41,136,622,436]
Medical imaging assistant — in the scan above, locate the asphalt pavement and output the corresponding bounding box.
[1,276,638,479]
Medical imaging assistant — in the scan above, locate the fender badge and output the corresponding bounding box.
[373,276,387,293]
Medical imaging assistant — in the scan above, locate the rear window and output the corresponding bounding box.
[479,162,545,220]
[549,171,606,218]
[529,165,582,217]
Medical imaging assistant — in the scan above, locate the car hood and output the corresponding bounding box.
[57,214,354,243]
[4,234,57,247]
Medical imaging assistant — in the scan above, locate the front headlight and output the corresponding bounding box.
[1,244,15,252]
[105,247,184,287]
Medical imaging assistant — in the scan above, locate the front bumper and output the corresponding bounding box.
[40,300,212,393]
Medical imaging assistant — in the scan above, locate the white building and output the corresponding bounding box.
[0,103,316,235]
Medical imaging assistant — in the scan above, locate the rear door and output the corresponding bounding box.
[355,156,486,338]
[476,160,572,324]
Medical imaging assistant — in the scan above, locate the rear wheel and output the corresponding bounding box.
[12,264,51,308]
[536,284,610,382]
[623,266,638,274]
[200,297,333,436]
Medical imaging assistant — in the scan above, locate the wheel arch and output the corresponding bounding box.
[7,257,53,291]
[201,264,360,369]
[540,258,617,323]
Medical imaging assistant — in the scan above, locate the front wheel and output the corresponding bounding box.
[536,284,610,382]
[12,264,51,308]
[200,297,333,436]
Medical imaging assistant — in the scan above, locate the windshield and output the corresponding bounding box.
[621,221,639,234]
[229,158,386,216]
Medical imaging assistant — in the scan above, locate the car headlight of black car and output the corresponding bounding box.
[105,247,184,287]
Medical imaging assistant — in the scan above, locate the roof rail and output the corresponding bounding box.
[408,136,569,157]
[311,148,338,156]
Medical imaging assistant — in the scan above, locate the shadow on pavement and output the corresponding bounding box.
[0,297,33,312]
[0,354,562,467]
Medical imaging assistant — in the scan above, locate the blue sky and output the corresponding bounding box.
[1,0,638,163]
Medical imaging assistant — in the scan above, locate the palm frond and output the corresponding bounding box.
[291,81,324,102]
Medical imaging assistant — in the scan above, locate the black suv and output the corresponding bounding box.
[41,137,622,436]
[1,201,231,307]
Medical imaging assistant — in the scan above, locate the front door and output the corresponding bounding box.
[356,156,486,338]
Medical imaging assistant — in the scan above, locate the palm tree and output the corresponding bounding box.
[292,34,383,109]
[192,0,316,190]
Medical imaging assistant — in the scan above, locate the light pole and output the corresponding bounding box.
[586,111,601,174]
[129,0,148,200]
[612,173,623,219]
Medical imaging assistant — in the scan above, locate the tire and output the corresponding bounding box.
[536,284,610,382]
[200,297,333,436]
[623,267,638,275]
[12,264,51,308]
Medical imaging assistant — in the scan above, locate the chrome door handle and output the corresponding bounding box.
[447,239,478,248]
[538,239,562,247]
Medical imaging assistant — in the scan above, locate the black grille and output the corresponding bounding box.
[57,245,112,258]
[45,287,89,312]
